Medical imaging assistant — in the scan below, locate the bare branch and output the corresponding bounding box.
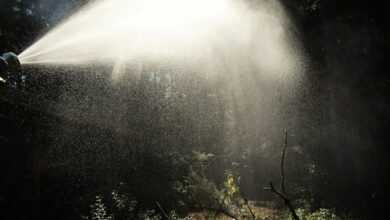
[280,129,288,195]
[243,198,256,220]
[205,207,238,219]
[155,201,169,219]
[268,182,300,220]
[264,130,300,220]
[194,203,239,220]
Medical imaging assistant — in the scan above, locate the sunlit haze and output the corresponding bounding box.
[19,0,304,80]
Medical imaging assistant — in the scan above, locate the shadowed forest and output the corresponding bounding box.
[0,0,386,219]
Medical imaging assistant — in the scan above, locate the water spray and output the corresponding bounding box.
[18,0,304,82]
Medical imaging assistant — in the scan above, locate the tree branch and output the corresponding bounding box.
[244,198,256,220]
[280,129,288,195]
[267,182,299,220]
[155,201,169,219]
[264,130,300,220]
[203,207,238,219]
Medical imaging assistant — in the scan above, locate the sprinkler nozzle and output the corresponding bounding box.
[0,52,23,86]
[1,52,21,72]
[0,57,7,75]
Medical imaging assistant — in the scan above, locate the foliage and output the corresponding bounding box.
[82,195,113,220]
[176,151,259,219]
[82,190,195,220]
[223,172,239,200]
[284,208,353,220]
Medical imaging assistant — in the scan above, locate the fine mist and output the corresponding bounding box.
[19,0,307,168]
[19,0,304,80]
